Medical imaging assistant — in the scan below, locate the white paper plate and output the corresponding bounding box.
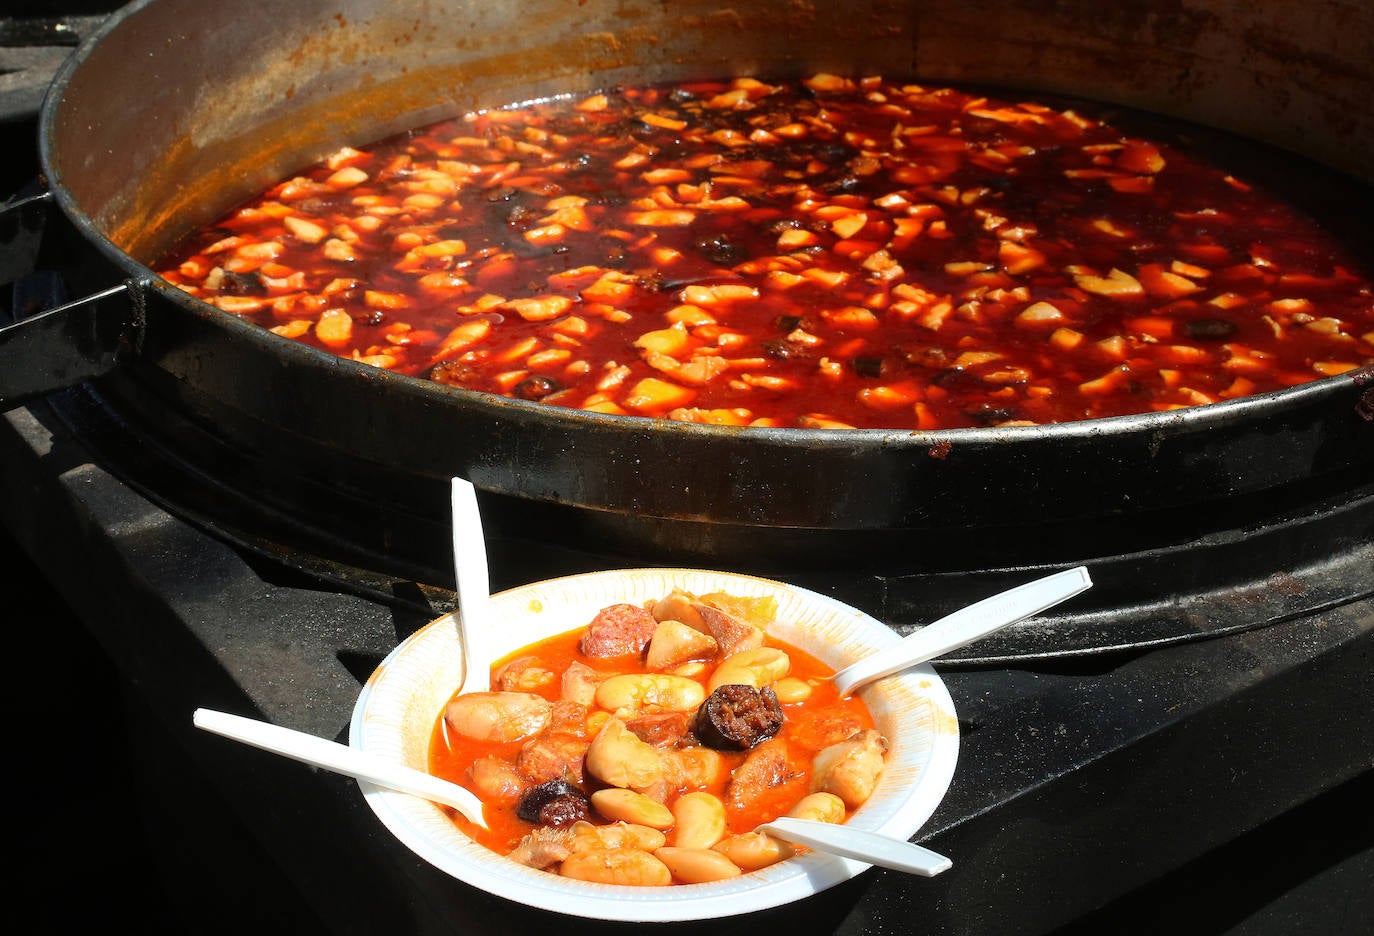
[350,568,959,922]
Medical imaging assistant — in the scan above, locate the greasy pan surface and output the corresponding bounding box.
[34,0,1374,547]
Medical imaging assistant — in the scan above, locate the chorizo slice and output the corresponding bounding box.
[580,602,659,658]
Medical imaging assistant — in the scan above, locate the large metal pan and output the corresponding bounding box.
[2,0,1372,576]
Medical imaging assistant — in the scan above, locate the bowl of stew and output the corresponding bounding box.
[350,568,960,921]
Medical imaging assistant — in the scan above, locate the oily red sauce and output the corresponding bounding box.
[157,74,1374,429]
[427,625,875,856]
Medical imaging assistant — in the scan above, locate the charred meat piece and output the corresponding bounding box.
[693,234,746,266]
[1184,318,1239,340]
[695,684,785,751]
[513,375,561,400]
[851,356,885,378]
[516,779,593,827]
[427,360,482,387]
[216,270,265,296]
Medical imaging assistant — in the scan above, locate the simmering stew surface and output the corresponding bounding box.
[157,74,1374,429]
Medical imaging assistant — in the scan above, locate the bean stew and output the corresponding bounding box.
[428,588,885,886]
[157,74,1374,429]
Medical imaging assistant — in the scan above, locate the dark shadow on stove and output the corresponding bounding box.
[336,649,387,686]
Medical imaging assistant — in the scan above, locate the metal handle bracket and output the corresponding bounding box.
[1,184,148,410]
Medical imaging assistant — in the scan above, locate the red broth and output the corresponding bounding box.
[158,74,1374,429]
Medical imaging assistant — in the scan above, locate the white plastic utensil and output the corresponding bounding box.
[193,708,488,828]
[451,476,493,693]
[831,565,1093,696]
[759,817,952,877]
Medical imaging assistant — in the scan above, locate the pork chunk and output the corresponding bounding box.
[517,732,590,785]
[725,737,805,812]
[508,826,575,870]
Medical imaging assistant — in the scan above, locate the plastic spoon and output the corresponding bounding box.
[831,565,1093,696]
[193,708,488,828]
[451,476,493,693]
[758,817,952,877]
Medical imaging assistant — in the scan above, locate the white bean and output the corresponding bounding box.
[655,846,742,883]
[584,717,664,790]
[708,647,791,692]
[786,791,847,824]
[595,673,705,716]
[559,847,672,886]
[667,661,709,678]
[772,676,813,703]
[568,820,666,853]
[591,788,675,829]
[669,791,728,849]
[712,831,796,871]
[443,691,552,743]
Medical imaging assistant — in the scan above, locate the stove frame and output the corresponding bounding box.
[3,386,1372,934]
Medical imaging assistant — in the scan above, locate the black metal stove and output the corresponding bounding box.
[3,6,1372,935]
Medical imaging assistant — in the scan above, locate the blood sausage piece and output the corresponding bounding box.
[696,684,785,751]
